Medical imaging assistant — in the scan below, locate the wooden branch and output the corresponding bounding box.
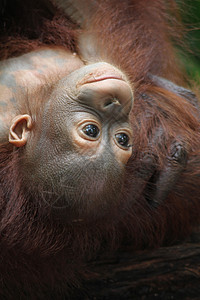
[71,235,200,299]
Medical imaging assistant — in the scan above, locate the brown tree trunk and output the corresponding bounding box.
[72,233,200,299]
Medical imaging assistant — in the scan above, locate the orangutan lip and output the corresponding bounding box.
[77,72,125,87]
[83,75,124,84]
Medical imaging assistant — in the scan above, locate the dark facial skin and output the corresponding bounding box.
[8,56,133,221]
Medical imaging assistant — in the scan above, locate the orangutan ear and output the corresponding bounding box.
[9,114,33,147]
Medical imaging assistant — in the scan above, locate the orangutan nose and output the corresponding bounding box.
[86,78,133,115]
[76,63,134,116]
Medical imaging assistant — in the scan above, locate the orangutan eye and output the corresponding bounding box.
[82,124,100,139]
[115,133,130,148]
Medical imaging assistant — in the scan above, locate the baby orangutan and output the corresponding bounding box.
[1,47,133,221]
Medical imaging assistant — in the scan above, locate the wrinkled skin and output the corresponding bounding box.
[1,48,133,221]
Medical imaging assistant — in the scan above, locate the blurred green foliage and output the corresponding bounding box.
[178,0,200,81]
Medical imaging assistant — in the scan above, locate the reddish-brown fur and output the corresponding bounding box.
[0,0,200,298]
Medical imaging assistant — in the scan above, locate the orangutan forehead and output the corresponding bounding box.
[0,66,52,117]
[0,47,84,120]
[0,48,83,87]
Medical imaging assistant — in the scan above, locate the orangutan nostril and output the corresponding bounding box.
[104,98,120,108]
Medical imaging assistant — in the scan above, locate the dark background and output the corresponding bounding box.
[179,0,200,81]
